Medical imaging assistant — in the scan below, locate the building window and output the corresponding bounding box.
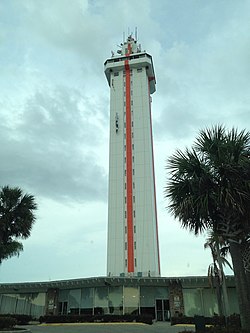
[124,156,126,163]
[125,226,127,233]
[134,241,136,250]
[133,210,136,218]
[133,196,135,203]
[132,121,133,127]
[132,144,134,150]
[114,72,119,76]
[125,211,127,218]
[135,258,137,267]
[133,169,134,175]
[134,225,136,233]
[132,156,134,162]
[137,68,142,72]
[125,242,127,250]
[125,169,126,176]
[125,259,127,267]
[133,182,135,189]
[125,196,127,203]
[125,183,126,189]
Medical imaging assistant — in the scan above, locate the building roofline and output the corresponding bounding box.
[0,275,235,293]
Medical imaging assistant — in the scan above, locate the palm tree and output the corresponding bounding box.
[0,186,37,263]
[204,231,232,318]
[165,125,250,329]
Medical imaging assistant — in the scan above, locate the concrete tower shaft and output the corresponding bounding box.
[105,36,160,277]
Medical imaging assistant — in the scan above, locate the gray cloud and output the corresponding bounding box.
[0,86,108,202]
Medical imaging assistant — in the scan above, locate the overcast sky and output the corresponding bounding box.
[0,0,249,283]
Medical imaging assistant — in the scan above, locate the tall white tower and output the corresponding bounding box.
[104,36,160,277]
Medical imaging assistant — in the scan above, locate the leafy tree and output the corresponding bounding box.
[0,186,37,263]
[165,125,250,329]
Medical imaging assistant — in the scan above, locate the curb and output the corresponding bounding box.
[0,329,31,333]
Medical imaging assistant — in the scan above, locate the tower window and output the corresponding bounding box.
[125,183,126,189]
[125,259,127,267]
[125,211,127,218]
[125,226,127,233]
[125,197,127,203]
[125,242,127,250]
[133,211,136,218]
[114,72,119,76]
[133,169,134,175]
[137,68,142,72]
[133,182,135,189]
[134,241,136,250]
[135,258,137,267]
[134,225,136,233]
[133,196,135,203]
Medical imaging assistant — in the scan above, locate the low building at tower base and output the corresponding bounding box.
[0,275,239,321]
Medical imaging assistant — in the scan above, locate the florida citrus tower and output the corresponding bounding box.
[104,35,160,277]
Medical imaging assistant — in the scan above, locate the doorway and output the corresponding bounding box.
[155,299,170,321]
[59,301,68,315]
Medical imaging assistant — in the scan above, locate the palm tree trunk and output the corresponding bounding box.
[215,242,230,318]
[215,277,224,316]
[229,241,250,329]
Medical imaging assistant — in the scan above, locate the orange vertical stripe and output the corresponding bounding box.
[148,80,161,275]
[125,55,134,273]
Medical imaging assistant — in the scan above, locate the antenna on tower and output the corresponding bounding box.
[135,27,138,41]
[123,31,125,43]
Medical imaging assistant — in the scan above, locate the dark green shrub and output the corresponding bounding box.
[13,314,32,325]
[0,316,17,329]
[39,314,153,325]
[0,314,32,325]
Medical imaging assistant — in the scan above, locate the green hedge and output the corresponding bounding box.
[0,314,32,325]
[0,316,17,330]
[39,314,153,325]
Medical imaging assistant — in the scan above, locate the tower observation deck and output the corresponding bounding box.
[104,36,160,277]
